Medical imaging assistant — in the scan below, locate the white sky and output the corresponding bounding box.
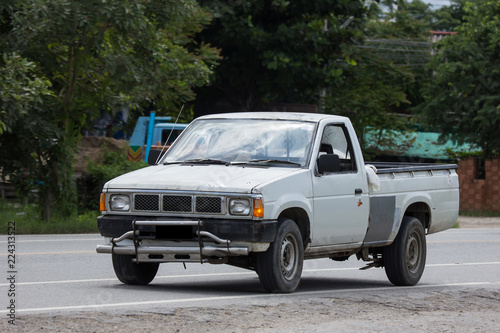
[421,0,452,9]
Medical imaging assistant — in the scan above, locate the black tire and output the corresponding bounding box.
[384,216,426,286]
[112,254,159,285]
[256,218,304,293]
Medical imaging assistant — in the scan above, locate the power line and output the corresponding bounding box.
[365,39,432,47]
[358,46,431,53]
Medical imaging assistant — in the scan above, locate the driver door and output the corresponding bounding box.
[311,124,369,245]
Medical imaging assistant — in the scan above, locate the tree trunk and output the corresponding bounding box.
[42,187,54,221]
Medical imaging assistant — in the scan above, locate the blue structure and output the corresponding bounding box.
[127,113,188,162]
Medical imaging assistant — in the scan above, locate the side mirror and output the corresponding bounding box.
[317,154,341,174]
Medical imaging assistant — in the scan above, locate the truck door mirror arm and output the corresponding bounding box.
[317,154,341,174]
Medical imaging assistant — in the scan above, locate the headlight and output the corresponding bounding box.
[110,195,130,211]
[229,199,251,216]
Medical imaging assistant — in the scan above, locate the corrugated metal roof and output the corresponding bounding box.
[364,129,478,160]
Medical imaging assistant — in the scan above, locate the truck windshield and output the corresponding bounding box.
[162,119,316,167]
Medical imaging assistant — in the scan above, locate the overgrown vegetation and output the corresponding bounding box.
[0,0,220,221]
[77,151,148,212]
[0,201,98,234]
[1,151,148,234]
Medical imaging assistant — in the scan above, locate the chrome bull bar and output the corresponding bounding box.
[95,220,249,263]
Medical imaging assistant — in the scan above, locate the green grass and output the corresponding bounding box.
[0,200,99,234]
[459,210,500,217]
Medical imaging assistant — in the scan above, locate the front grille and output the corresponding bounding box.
[163,195,192,212]
[134,194,160,211]
[132,193,223,214]
[195,196,222,213]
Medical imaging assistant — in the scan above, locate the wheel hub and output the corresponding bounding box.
[406,233,420,272]
[280,235,297,280]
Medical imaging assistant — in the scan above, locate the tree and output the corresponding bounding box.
[194,0,374,113]
[0,53,58,212]
[0,0,219,220]
[324,48,414,151]
[374,0,433,38]
[0,53,53,135]
[325,0,435,154]
[431,0,467,32]
[417,1,500,158]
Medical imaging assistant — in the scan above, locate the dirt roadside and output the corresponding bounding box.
[457,216,500,228]
[4,288,499,333]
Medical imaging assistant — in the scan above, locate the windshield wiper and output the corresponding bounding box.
[235,159,301,167]
[182,158,230,165]
[162,161,183,165]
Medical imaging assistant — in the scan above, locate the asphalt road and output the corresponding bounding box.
[1,227,499,331]
[1,227,499,313]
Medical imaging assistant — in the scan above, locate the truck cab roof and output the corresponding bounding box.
[198,112,349,124]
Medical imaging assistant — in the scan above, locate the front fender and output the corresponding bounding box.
[254,169,313,221]
[267,193,313,223]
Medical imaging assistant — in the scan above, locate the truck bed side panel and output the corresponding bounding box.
[371,168,459,241]
[364,196,396,246]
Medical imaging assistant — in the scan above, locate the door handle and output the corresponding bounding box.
[355,188,363,195]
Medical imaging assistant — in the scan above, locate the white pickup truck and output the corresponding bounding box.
[96,112,459,293]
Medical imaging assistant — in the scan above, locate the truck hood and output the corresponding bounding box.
[103,164,303,193]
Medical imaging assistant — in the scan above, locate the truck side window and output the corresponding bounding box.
[320,125,356,172]
[161,129,183,145]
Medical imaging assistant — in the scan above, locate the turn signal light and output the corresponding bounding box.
[253,198,264,218]
[100,193,106,211]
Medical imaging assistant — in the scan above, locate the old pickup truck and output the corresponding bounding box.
[96,112,459,293]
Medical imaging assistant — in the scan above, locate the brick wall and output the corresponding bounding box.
[457,157,500,212]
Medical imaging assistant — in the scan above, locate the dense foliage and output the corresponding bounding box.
[418,1,500,157]
[326,0,433,150]
[0,0,219,220]
[2,0,498,223]
[194,0,375,112]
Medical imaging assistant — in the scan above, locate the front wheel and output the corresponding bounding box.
[112,254,159,285]
[256,218,304,293]
[384,216,426,286]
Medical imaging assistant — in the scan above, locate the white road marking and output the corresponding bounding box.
[2,281,499,314]
[0,238,101,243]
[0,271,256,286]
[1,262,499,287]
[426,262,500,267]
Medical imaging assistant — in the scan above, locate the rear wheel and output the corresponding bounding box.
[112,254,159,285]
[384,216,426,286]
[256,219,304,293]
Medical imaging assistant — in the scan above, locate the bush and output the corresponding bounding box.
[0,200,99,234]
[77,151,148,212]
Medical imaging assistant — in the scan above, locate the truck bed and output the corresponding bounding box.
[365,162,459,236]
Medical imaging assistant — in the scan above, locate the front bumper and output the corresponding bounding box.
[97,215,277,242]
[96,215,277,263]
